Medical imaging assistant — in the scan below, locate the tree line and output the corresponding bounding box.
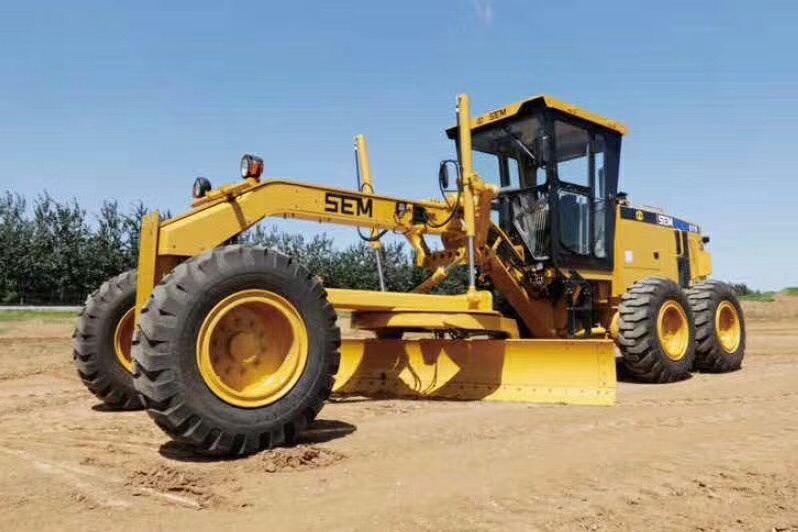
[0,192,466,305]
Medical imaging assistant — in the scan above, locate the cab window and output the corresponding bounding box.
[474,151,501,185]
[474,151,535,190]
[554,120,590,187]
[472,114,546,190]
[504,156,521,189]
[593,134,608,258]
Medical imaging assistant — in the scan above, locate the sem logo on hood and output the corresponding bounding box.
[324,192,373,217]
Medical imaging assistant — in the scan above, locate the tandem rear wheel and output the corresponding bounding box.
[132,245,341,456]
[73,270,143,410]
[617,277,746,383]
[617,278,696,383]
[687,281,746,373]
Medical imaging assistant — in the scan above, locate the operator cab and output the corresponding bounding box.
[446,96,625,272]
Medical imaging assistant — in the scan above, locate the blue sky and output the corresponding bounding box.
[1,0,796,290]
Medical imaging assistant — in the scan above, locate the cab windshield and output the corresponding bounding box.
[469,112,619,266]
[471,113,551,259]
[471,114,546,190]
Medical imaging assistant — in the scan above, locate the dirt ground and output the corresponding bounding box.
[0,298,797,531]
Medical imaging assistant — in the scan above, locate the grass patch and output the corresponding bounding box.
[781,287,798,297]
[740,293,776,303]
[0,310,78,322]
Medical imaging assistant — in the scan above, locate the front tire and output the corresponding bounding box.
[132,245,340,456]
[73,270,142,410]
[617,278,696,383]
[687,281,745,372]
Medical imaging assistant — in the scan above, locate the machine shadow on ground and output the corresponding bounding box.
[614,356,694,384]
[157,419,357,462]
[91,402,138,413]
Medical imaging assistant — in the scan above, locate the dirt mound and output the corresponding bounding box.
[126,465,219,508]
[260,445,344,473]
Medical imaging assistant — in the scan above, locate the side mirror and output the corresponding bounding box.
[438,160,460,191]
[438,160,451,189]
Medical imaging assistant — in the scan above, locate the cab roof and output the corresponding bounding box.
[445,95,628,138]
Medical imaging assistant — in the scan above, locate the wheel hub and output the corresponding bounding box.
[716,300,741,354]
[197,289,309,408]
[227,331,262,363]
[657,300,689,361]
[113,307,136,373]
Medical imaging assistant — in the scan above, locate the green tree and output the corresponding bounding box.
[0,192,473,304]
[0,193,33,303]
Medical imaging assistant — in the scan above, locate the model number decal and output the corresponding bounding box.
[656,214,674,227]
[324,192,374,217]
[620,207,700,233]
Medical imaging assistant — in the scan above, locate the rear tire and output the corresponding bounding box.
[132,245,340,456]
[73,270,142,410]
[617,278,696,383]
[686,281,745,372]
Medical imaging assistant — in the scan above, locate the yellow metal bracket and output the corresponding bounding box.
[326,288,492,312]
[134,212,160,326]
[354,134,382,251]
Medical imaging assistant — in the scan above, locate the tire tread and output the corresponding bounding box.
[686,281,745,372]
[132,245,340,456]
[618,278,696,383]
[72,270,142,410]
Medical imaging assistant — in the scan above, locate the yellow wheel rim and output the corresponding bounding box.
[715,300,742,354]
[657,300,690,361]
[196,289,309,408]
[114,307,136,373]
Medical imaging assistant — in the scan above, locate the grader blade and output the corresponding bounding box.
[334,339,617,406]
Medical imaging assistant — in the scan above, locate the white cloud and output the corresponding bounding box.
[472,0,494,26]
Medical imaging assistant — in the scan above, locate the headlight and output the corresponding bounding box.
[240,154,264,180]
[192,177,212,199]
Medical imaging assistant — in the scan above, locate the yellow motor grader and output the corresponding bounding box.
[73,93,745,455]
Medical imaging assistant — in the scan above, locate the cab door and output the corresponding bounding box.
[549,117,620,272]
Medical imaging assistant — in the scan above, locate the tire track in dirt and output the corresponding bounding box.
[624,389,798,407]
[0,445,216,510]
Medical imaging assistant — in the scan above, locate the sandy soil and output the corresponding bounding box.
[0,299,797,531]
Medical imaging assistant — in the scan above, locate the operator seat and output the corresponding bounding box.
[510,192,549,259]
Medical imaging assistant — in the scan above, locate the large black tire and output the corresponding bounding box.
[73,270,143,409]
[132,245,340,456]
[617,278,696,383]
[686,281,746,372]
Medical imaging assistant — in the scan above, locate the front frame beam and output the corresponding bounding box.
[158,180,456,257]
